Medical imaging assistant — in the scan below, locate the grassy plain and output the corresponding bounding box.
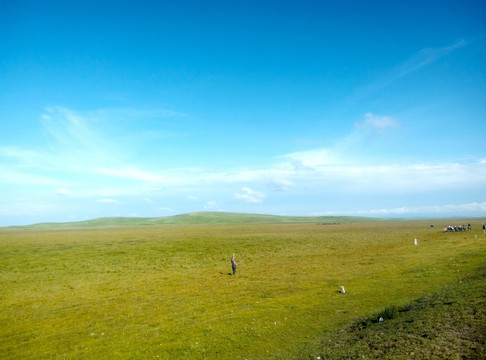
[1,219,485,359]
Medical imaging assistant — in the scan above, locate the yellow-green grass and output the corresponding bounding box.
[1,220,484,359]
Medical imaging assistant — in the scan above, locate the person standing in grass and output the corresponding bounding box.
[231,253,238,275]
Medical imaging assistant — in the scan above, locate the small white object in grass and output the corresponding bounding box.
[414,238,418,245]
[340,286,346,293]
[379,317,384,323]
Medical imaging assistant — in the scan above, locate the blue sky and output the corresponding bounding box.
[1,0,485,225]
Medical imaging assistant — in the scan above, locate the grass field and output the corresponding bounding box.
[1,217,484,359]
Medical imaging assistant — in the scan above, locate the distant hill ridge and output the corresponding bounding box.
[11,212,378,229]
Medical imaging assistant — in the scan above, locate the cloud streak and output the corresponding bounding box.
[391,40,466,81]
[354,40,467,99]
[350,202,486,217]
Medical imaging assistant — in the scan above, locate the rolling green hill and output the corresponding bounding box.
[8,211,379,229]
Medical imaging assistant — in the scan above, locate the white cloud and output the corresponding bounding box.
[0,167,65,186]
[311,202,486,218]
[281,148,335,167]
[96,198,118,204]
[71,155,486,197]
[356,113,398,130]
[358,202,486,216]
[57,188,71,196]
[97,167,164,182]
[0,147,44,162]
[234,187,265,203]
[204,201,219,210]
[42,106,102,151]
[3,137,484,203]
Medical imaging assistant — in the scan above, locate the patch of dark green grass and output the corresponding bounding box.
[299,266,486,360]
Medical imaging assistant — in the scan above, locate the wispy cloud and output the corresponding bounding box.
[57,188,71,196]
[0,107,185,188]
[355,113,398,132]
[280,148,336,168]
[42,107,92,142]
[350,202,486,217]
[204,201,220,210]
[0,167,66,186]
[354,40,467,98]
[0,147,45,162]
[96,198,119,204]
[96,167,166,182]
[2,107,484,198]
[91,158,485,197]
[391,40,466,81]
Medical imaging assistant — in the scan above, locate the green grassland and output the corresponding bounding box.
[1,217,484,359]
